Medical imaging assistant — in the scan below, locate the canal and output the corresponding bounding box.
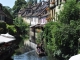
[12,50,48,60]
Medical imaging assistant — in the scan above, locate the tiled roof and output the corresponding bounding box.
[18,8,26,15]
[32,2,49,17]
[41,13,50,17]
[18,1,49,18]
[22,3,42,17]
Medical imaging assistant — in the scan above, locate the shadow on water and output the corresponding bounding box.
[12,50,48,60]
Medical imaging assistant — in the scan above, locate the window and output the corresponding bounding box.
[0,15,1,20]
[28,10,31,13]
[43,10,47,15]
[52,10,53,17]
[38,19,41,24]
[60,0,62,5]
[57,0,58,6]
[2,16,5,21]
[0,15,5,21]
[0,6,2,10]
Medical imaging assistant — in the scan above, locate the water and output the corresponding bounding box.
[13,50,48,60]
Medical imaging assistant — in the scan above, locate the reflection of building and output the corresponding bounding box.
[0,3,13,24]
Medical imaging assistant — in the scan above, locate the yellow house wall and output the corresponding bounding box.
[50,0,65,21]
[22,17,30,24]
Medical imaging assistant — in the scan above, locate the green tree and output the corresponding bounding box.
[0,22,6,34]
[44,21,60,60]
[53,22,80,60]
[12,0,27,18]
[44,0,80,60]
[6,24,17,35]
[27,0,34,5]
[58,0,79,24]
[13,17,29,37]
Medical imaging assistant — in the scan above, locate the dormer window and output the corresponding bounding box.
[44,10,47,14]
[28,10,31,13]
[26,10,31,14]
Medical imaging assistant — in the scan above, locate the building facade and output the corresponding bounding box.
[49,0,66,21]
[0,3,13,24]
[18,1,49,43]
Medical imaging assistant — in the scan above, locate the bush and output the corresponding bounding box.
[7,24,17,35]
[13,17,29,37]
[43,0,80,60]
[0,22,6,34]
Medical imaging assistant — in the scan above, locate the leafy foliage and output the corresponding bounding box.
[36,30,43,44]
[44,21,60,60]
[44,0,80,60]
[6,24,17,35]
[53,21,80,60]
[12,0,27,18]
[13,17,29,37]
[58,0,79,24]
[0,22,6,34]
[27,0,37,5]
[27,0,34,5]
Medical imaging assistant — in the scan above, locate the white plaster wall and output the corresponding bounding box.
[24,40,37,50]
[55,3,64,21]
[40,18,47,24]
[31,17,39,26]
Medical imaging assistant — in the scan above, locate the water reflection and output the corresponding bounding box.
[13,50,47,60]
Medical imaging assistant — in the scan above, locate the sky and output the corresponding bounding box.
[0,0,47,8]
[0,0,15,8]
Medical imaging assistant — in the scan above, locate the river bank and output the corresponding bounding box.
[15,44,33,55]
[14,40,37,55]
[24,40,37,50]
[11,40,48,60]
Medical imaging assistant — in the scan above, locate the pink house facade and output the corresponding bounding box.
[40,17,47,25]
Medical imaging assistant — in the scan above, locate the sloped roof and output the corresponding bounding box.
[22,3,42,17]
[32,1,49,17]
[0,4,7,16]
[41,12,50,17]
[18,1,49,18]
[0,10,7,16]
[32,2,42,10]
[18,8,26,15]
